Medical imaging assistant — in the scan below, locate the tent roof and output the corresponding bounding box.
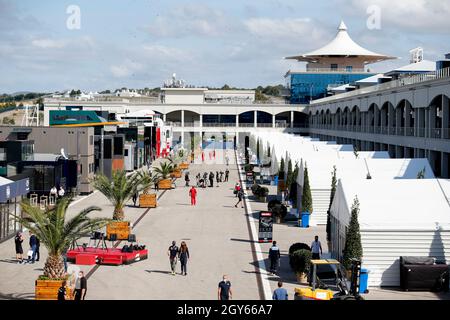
[285,21,395,64]
[334,179,450,230]
[385,60,436,74]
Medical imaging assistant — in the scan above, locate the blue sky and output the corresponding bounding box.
[1,0,449,93]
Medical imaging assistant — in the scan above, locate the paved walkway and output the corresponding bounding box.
[0,150,261,300]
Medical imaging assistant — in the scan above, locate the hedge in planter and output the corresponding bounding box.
[289,249,312,282]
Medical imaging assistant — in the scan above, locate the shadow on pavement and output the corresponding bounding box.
[0,292,35,300]
[145,270,172,275]
[230,238,256,244]
[0,259,19,264]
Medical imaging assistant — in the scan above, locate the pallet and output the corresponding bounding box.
[139,194,157,208]
[106,221,131,240]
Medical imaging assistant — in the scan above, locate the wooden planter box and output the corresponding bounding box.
[277,180,287,192]
[106,221,131,240]
[35,279,74,300]
[158,179,173,190]
[139,194,157,208]
[179,163,189,170]
[170,170,182,178]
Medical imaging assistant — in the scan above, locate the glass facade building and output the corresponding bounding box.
[288,72,375,104]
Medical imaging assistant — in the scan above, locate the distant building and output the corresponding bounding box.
[285,21,395,104]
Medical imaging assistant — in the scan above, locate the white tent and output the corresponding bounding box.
[330,178,450,287]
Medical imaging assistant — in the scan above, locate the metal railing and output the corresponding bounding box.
[311,67,450,105]
[310,124,450,140]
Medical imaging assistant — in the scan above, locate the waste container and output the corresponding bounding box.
[301,212,310,228]
[359,269,369,294]
[273,175,279,186]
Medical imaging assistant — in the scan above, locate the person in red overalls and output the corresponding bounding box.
[189,186,197,206]
[202,151,205,163]
[213,149,216,160]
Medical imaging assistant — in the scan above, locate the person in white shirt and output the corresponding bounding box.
[58,186,65,198]
[50,186,57,198]
[311,235,322,260]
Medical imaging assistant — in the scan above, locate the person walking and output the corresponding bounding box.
[14,231,24,264]
[178,241,190,276]
[235,188,244,208]
[35,236,40,262]
[269,241,281,275]
[209,172,214,188]
[202,151,205,163]
[28,231,38,264]
[216,171,220,184]
[225,154,230,166]
[311,235,323,260]
[74,271,87,300]
[132,191,138,207]
[185,172,190,187]
[218,275,232,300]
[272,281,288,300]
[168,241,179,275]
[219,171,224,182]
[234,183,241,197]
[58,186,65,198]
[189,186,197,206]
[225,169,229,182]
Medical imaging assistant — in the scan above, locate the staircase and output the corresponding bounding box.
[309,189,331,226]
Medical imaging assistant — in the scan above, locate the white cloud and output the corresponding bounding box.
[244,18,327,43]
[344,0,450,32]
[31,38,66,49]
[110,59,143,78]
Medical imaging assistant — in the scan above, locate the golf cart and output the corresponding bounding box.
[294,259,364,300]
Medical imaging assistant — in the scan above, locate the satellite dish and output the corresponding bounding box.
[61,148,68,160]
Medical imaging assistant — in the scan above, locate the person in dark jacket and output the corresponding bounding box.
[132,192,138,207]
[74,271,87,300]
[216,171,220,184]
[28,231,38,263]
[185,172,190,187]
[57,281,68,301]
[15,232,24,264]
[269,241,281,275]
[35,236,40,262]
[225,169,229,182]
[235,189,244,208]
[178,241,190,276]
[209,172,214,188]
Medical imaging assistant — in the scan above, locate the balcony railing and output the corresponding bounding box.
[311,67,450,105]
[310,124,450,140]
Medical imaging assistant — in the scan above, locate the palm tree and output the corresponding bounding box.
[154,161,174,180]
[137,169,156,194]
[92,170,148,220]
[18,197,109,279]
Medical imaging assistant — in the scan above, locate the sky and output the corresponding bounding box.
[1,0,449,93]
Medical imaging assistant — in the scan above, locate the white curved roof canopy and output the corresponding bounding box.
[285,21,396,64]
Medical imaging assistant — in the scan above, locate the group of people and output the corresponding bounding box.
[50,185,65,199]
[58,271,87,301]
[15,231,40,264]
[194,169,229,189]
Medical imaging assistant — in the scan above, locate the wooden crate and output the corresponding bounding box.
[179,163,189,170]
[277,180,286,192]
[158,179,172,190]
[106,221,131,240]
[35,279,74,300]
[139,194,157,208]
[170,170,182,178]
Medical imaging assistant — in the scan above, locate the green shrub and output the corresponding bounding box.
[289,249,312,275]
[301,165,313,213]
[288,243,311,256]
[342,196,363,269]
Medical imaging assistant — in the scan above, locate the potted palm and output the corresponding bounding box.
[289,249,312,284]
[92,170,146,239]
[138,170,157,208]
[155,161,175,189]
[18,197,110,300]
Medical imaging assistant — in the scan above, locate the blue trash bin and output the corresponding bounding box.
[301,212,310,228]
[359,268,369,294]
[273,175,279,186]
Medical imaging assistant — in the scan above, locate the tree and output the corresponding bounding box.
[221,84,231,90]
[353,145,359,159]
[92,170,149,220]
[326,166,337,242]
[18,197,110,279]
[267,142,271,158]
[153,161,175,180]
[342,196,363,270]
[286,159,293,188]
[417,167,426,179]
[301,165,313,214]
[290,162,299,209]
[256,139,260,163]
[279,157,285,178]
